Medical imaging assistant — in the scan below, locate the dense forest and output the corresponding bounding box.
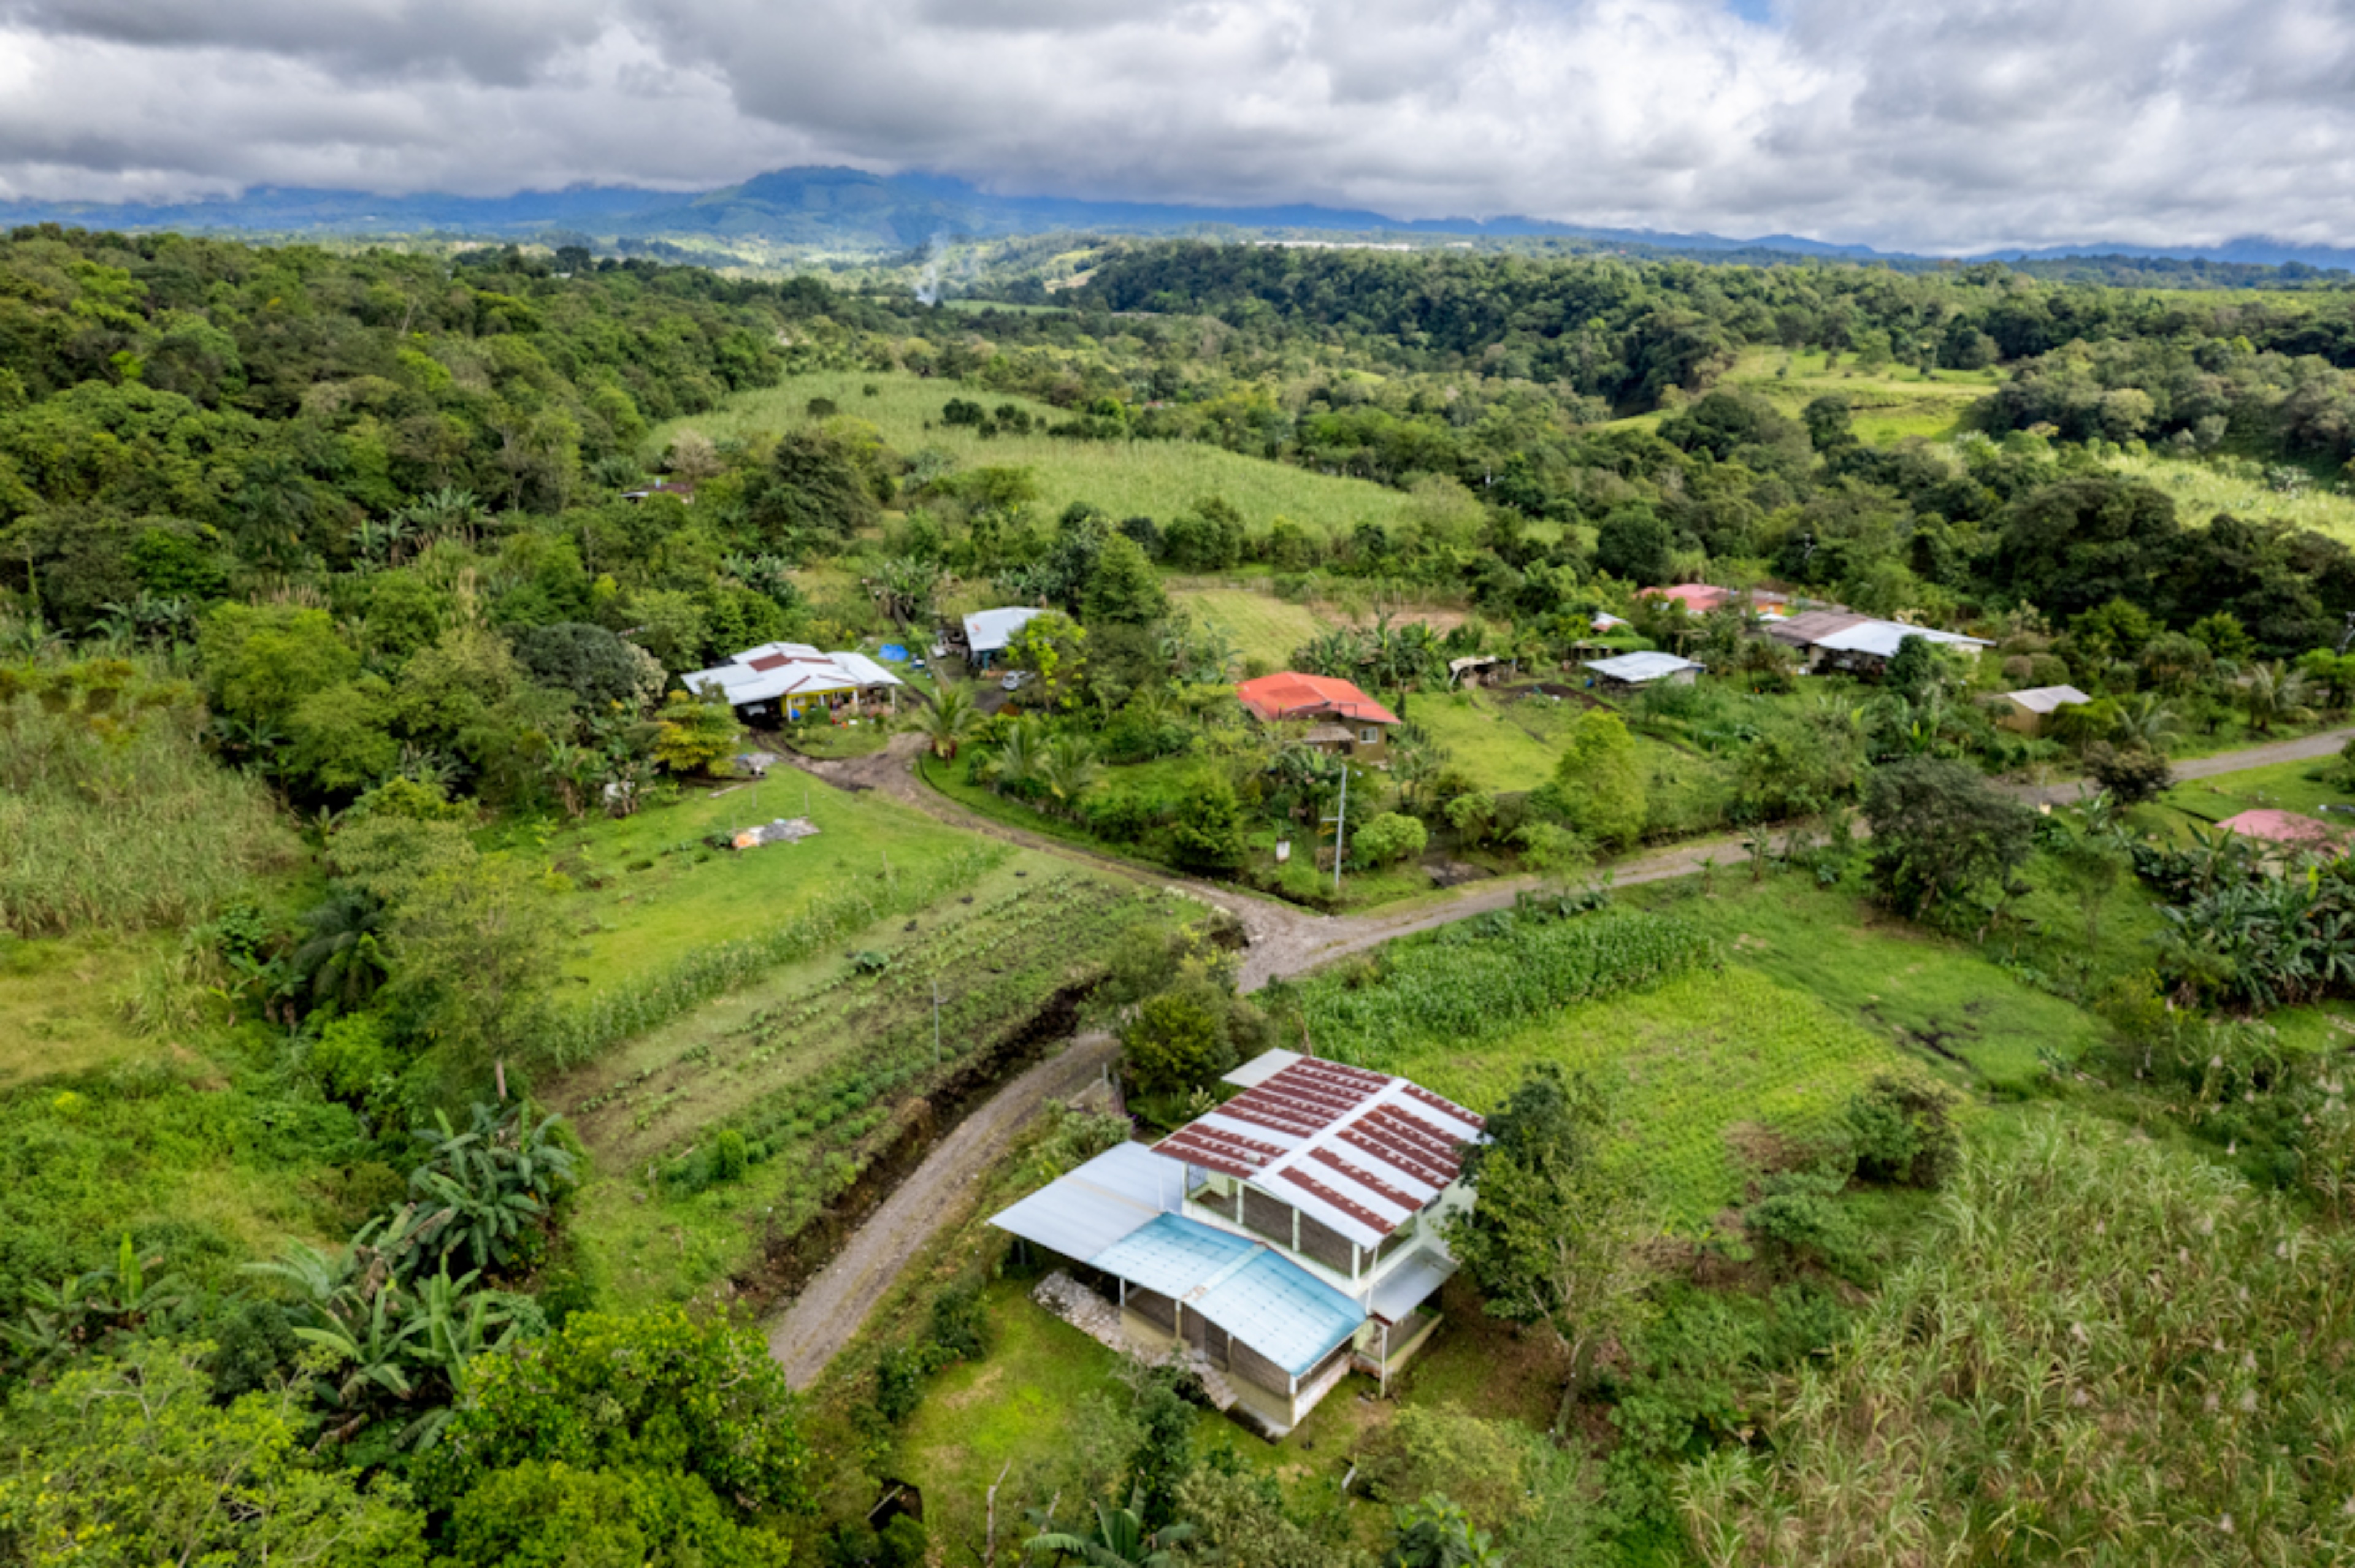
[13,226,2355,1564]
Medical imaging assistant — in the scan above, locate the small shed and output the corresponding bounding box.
[962,606,1046,669]
[1997,684,2092,735]
[1582,651,1704,691]
[1447,655,1506,688]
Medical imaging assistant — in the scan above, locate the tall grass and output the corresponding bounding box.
[1679,1112,2355,1564]
[532,843,1009,1066]
[0,667,293,935]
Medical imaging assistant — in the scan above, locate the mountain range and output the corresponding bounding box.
[5,164,2350,273]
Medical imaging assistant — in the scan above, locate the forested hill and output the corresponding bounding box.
[1076,242,2355,387]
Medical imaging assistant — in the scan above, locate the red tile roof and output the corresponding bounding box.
[1235,672,1400,727]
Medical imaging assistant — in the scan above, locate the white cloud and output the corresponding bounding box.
[0,0,2350,250]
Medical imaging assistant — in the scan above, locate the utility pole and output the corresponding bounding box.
[1323,763,1349,897]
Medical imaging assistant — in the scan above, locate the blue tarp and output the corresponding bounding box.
[879,643,910,663]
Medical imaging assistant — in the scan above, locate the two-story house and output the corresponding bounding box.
[990,1050,1482,1436]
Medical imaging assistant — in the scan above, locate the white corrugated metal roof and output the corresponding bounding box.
[987,1142,1174,1261]
[1583,651,1704,683]
[963,606,1045,654]
[828,651,904,688]
[1368,1247,1455,1326]
[2004,684,2091,714]
[1814,621,1991,659]
[1154,1052,1483,1252]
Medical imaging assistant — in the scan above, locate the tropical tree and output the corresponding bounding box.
[286,885,391,1013]
[912,679,979,759]
[2240,660,2316,733]
[1446,1064,1654,1434]
[1027,1491,1194,1567]
[979,717,1047,798]
[1038,734,1102,816]
[865,554,942,627]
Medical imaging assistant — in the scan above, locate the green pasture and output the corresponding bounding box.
[1412,689,1563,790]
[649,371,1420,539]
[2159,755,2354,825]
[2108,450,2355,546]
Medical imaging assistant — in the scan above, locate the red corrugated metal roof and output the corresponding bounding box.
[1235,672,1401,727]
[1150,1057,1482,1243]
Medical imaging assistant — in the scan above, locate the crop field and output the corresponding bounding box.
[1285,906,1719,1067]
[523,771,1002,1003]
[557,868,1192,1308]
[1394,966,1907,1223]
[649,371,1420,539]
[1626,873,2112,1090]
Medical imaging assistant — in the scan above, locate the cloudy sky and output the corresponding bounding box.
[0,0,2346,251]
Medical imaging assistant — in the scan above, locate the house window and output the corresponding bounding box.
[1360,727,1380,746]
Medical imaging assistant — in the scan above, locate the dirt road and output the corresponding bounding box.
[765,1030,1120,1388]
[760,723,2354,1385]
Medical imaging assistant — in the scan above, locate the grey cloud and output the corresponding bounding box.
[1,0,2353,250]
[0,0,614,83]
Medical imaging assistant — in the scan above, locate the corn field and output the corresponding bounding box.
[532,844,1009,1066]
[1677,1111,2355,1566]
[1290,908,1718,1069]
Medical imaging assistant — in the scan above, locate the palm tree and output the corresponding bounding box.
[288,887,391,1013]
[1038,735,1101,816]
[1026,1495,1193,1567]
[2112,692,2180,751]
[911,679,979,759]
[979,719,1046,798]
[2240,661,2316,733]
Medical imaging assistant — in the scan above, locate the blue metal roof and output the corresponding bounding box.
[1088,1212,1257,1301]
[1195,1252,1365,1377]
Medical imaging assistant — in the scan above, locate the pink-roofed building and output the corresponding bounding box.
[2217,808,2343,856]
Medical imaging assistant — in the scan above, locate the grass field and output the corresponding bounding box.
[2108,450,2355,545]
[1170,587,1335,667]
[521,771,991,996]
[0,930,180,1087]
[1597,348,1996,445]
[1395,966,1907,1223]
[2158,755,2354,824]
[1412,689,1563,789]
[650,371,1420,539]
